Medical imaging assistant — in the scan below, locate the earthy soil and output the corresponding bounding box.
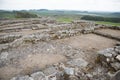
[56,34,119,63]
[0,54,66,80]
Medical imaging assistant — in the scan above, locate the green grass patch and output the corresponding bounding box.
[56,17,73,23]
[95,21,120,26]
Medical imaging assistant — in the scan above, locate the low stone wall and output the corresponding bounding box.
[94,31,120,41]
[97,46,120,80]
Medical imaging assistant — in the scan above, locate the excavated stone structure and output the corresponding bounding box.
[0,18,120,80]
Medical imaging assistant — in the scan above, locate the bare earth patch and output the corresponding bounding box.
[57,34,118,51]
[0,54,67,80]
[56,34,119,63]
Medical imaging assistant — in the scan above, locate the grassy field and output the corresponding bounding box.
[95,21,120,26]
[56,17,73,23]
[0,10,120,27]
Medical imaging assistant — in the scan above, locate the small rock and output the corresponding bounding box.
[43,66,58,76]
[11,75,33,80]
[98,48,113,58]
[106,58,110,62]
[111,62,120,70]
[67,58,88,68]
[86,74,93,78]
[111,70,120,80]
[0,52,8,60]
[31,71,46,80]
[115,46,120,54]
[69,75,79,80]
[116,55,120,61]
[64,67,74,75]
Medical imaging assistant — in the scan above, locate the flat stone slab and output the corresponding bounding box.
[67,58,88,68]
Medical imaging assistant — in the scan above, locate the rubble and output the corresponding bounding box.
[10,75,33,80]
[97,46,120,71]
[31,72,46,80]
[111,70,120,80]
[67,58,88,68]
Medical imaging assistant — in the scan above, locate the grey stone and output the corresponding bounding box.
[116,55,120,61]
[67,58,88,68]
[111,62,120,70]
[68,75,79,80]
[115,46,120,54]
[43,66,58,76]
[31,71,46,80]
[111,70,120,80]
[98,48,114,58]
[11,75,33,80]
[64,67,74,75]
[0,52,8,60]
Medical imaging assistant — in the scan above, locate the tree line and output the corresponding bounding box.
[81,15,120,23]
[13,11,38,18]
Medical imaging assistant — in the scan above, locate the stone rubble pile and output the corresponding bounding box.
[97,46,120,80]
[10,57,112,80]
[10,58,89,80]
[0,34,22,44]
[97,46,120,71]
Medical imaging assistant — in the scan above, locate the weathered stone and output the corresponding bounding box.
[98,48,114,58]
[31,71,46,80]
[68,75,79,80]
[10,75,33,80]
[43,66,58,76]
[64,67,74,75]
[86,74,93,78]
[43,66,59,80]
[67,58,88,68]
[0,52,8,60]
[0,34,22,44]
[116,55,120,61]
[111,62,120,70]
[115,46,120,54]
[111,70,120,80]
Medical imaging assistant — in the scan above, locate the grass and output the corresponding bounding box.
[56,17,73,23]
[95,21,120,26]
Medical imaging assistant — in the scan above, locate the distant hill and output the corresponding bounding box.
[111,12,120,17]
[0,9,120,19]
[0,10,38,19]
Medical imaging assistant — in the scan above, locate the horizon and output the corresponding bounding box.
[0,9,120,13]
[0,0,120,12]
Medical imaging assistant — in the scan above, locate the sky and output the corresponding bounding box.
[0,0,120,12]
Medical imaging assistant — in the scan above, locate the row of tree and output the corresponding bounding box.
[81,15,120,23]
[13,11,38,18]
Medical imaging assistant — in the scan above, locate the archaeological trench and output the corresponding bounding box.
[0,18,120,80]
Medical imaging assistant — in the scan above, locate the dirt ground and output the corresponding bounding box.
[0,54,67,80]
[56,34,119,62]
[57,34,118,51]
[0,33,119,80]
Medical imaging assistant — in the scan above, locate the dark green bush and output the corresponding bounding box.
[81,15,120,23]
[14,11,38,18]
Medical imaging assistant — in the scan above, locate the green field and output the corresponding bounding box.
[95,21,120,26]
[0,10,120,27]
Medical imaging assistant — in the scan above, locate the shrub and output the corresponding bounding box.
[14,11,38,18]
[81,15,120,23]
